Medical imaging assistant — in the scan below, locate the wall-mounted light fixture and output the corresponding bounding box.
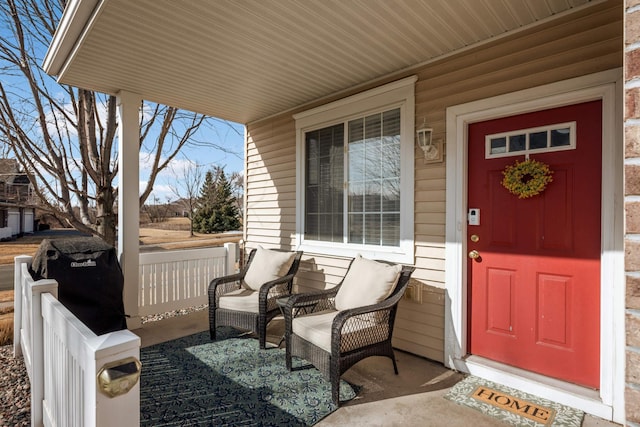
[416,119,443,163]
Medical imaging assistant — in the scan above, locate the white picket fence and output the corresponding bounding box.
[14,256,141,427]
[13,242,238,427]
[13,256,58,425]
[138,242,236,315]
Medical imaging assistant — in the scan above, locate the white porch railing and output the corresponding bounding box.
[14,256,141,427]
[138,242,237,316]
[13,242,237,426]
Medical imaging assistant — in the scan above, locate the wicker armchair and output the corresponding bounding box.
[208,246,303,349]
[284,255,415,405]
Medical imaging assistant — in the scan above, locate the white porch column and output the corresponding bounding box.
[117,90,142,329]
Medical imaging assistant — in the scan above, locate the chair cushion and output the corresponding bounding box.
[218,288,259,312]
[334,255,402,311]
[243,246,296,291]
[292,310,380,352]
[292,310,339,352]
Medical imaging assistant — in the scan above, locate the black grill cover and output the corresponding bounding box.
[30,237,127,335]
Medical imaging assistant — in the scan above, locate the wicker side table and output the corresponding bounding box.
[276,296,316,347]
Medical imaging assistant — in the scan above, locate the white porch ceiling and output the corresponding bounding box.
[45,0,596,124]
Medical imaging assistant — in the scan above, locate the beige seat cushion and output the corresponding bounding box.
[292,310,379,352]
[292,310,339,352]
[218,288,259,312]
[334,255,402,311]
[243,246,296,291]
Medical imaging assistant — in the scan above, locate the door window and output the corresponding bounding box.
[486,122,575,158]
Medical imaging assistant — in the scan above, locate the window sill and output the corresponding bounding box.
[298,241,414,265]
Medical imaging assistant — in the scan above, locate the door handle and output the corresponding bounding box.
[468,250,480,259]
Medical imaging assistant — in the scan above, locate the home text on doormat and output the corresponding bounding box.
[471,385,556,425]
[444,376,584,427]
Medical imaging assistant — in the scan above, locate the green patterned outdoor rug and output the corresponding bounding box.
[140,327,356,426]
[445,376,584,427]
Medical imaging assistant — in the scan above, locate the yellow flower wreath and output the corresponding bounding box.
[501,158,553,199]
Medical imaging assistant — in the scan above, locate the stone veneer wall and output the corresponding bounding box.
[626,1,640,426]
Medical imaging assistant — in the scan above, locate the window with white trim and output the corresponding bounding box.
[294,77,416,263]
[485,122,576,158]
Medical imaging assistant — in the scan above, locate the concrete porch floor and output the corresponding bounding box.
[133,310,619,427]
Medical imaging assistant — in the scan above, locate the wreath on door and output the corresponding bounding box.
[501,158,553,199]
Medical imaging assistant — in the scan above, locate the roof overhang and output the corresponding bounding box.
[43,0,599,124]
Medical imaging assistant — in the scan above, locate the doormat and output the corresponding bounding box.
[445,376,584,427]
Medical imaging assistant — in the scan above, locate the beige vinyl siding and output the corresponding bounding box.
[244,1,621,362]
[294,255,354,293]
[245,115,297,249]
[394,289,445,361]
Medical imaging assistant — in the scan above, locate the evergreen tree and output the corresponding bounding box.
[192,170,216,233]
[192,168,241,233]
[0,0,238,246]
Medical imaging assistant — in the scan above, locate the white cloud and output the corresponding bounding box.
[167,157,199,177]
[141,180,174,203]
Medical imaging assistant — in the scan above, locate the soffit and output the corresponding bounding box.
[51,0,596,124]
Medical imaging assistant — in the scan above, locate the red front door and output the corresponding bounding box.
[467,100,601,388]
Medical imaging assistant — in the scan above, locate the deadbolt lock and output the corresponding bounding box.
[470,235,479,242]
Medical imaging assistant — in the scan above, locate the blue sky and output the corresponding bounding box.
[140,120,245,202]
[0,4,245,206]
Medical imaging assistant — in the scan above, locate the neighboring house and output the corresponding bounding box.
[0,158,36,237]
[42,0,638,424]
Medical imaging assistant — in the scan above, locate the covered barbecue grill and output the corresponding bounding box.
[30,236,127,335]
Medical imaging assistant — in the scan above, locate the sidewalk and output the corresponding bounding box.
[133,310,620,427]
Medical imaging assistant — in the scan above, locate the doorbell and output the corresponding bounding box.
[468,208,480,226]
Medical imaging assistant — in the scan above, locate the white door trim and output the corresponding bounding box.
[444,69,624,423]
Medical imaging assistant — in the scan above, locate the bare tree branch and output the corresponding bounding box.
[0,0,241,245]
[168,160,204,237]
